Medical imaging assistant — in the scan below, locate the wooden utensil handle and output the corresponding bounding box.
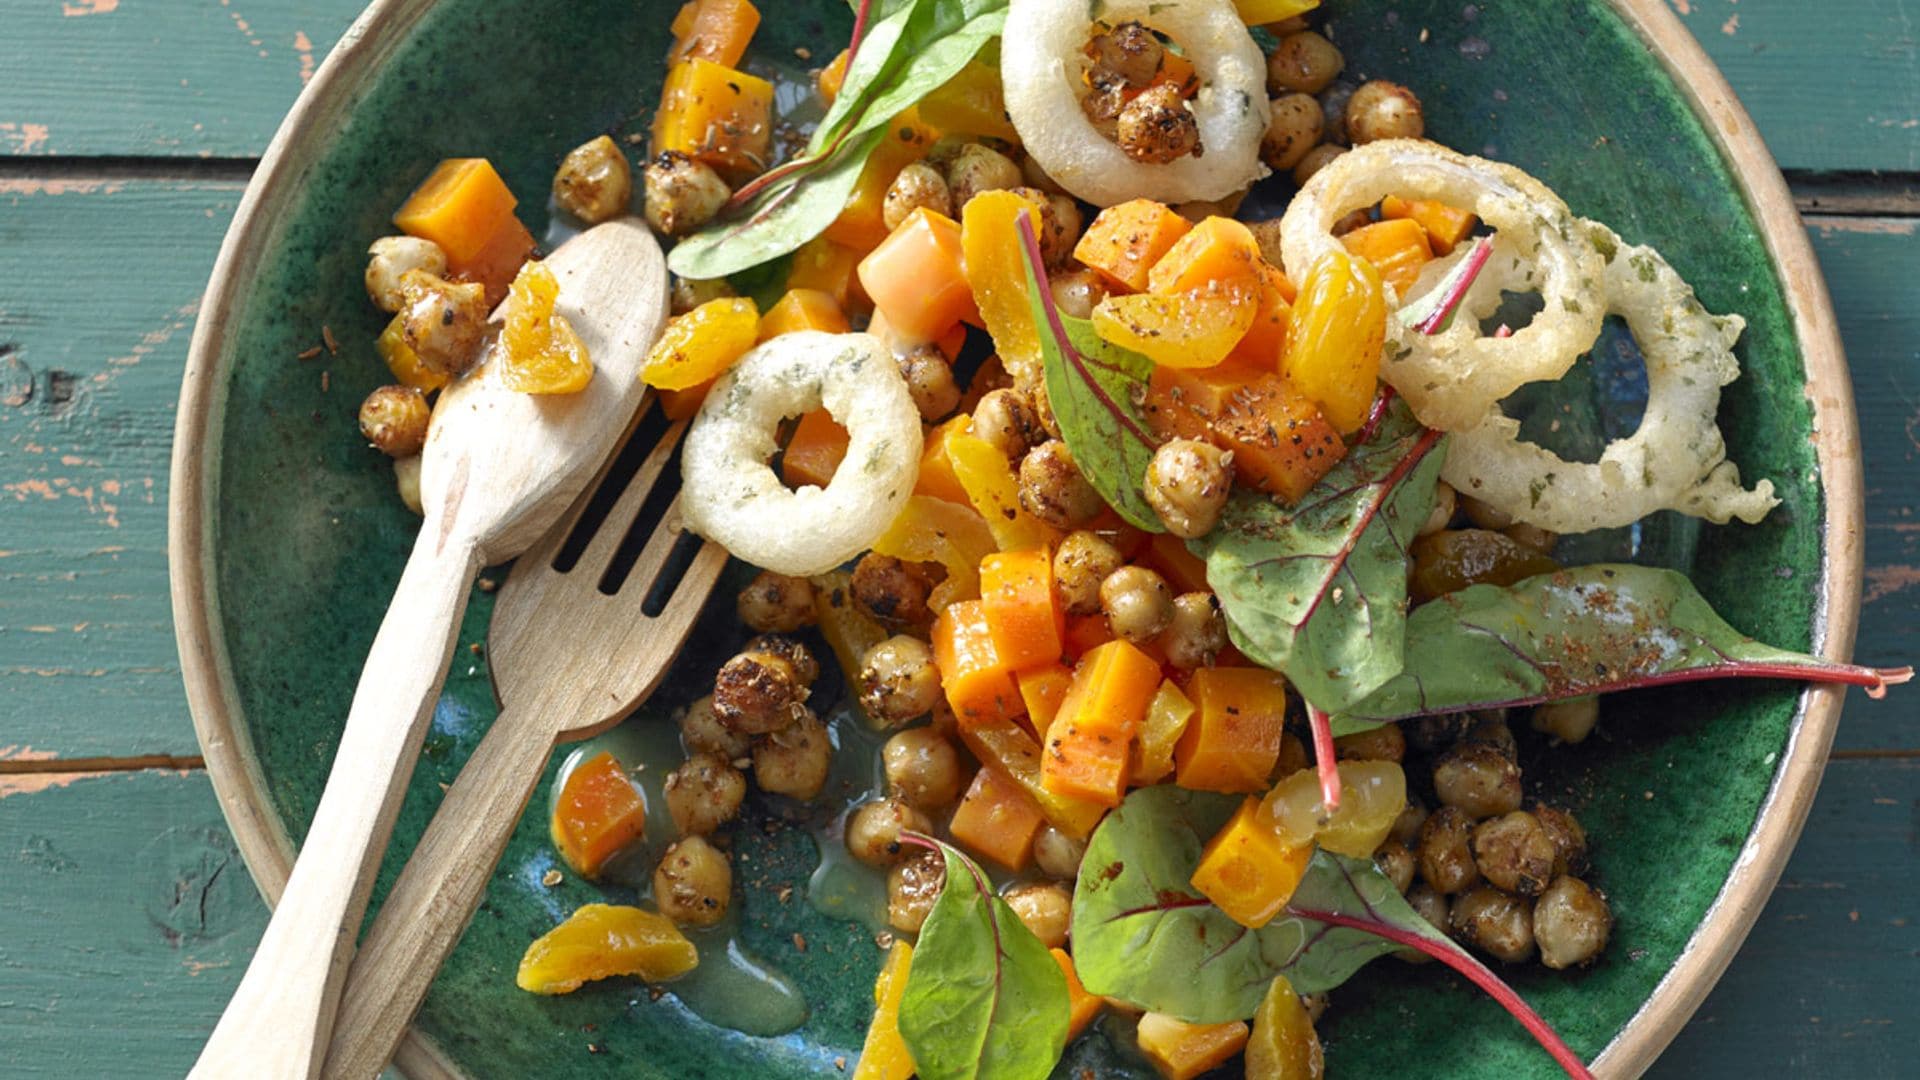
[322,711,556,1080]
[190,530,481,1080]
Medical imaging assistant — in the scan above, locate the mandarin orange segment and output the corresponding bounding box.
[516,904,697,995]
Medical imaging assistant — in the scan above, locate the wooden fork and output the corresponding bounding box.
[320,398,727,1079]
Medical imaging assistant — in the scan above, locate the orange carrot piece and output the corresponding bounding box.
[916,60,1019,142]
[1209,373,1348,504]
[932,599,1023,728]
[1174,667,1289,793]
[1073,199,1193,294]
[1051,949,1105,1041]
[1063,613,1116,659]
[651,58,775,181]
[1341,217,1435,295]
[948,764,1046,871]
[914,415,976,506]
[1381,194,1478,256]
[1043,640,1162,806]
[1137,1013,1250,1080]
[858,207,978,343]
[959,717,1109,839]
[981,550,1066,673]
[394,158,520,265]
[549,751,647,879]
[817,47,851,104]
[1147,215,1263,297]
[1016,662,1075,741]
[1139,355,1272,443]
[781,409,850,489]
[1141,531,1211,596]
[825,112,939,252]
[668,0,761,68]
[1230,261,1294,366]
[1189,796,1315,928]
[758,288,850,342]
[659,380,714,420]
[786,236,865,312]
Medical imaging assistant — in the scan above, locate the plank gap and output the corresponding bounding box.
[1785,170,1920,218]
[0,155,255,185]
[0,753,206,775]
[1828,748,1920,761]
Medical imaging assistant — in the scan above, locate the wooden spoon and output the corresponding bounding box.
[322,403,726,1079]
[189,217,669,1080]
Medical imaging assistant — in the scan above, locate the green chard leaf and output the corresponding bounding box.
[1192,396,1447,714]
[1331,563,1912,733]
[667,0,1008,279]
[1071,788,1598,1080]
[897,835,1071,1080]
[1017,214,1165,532]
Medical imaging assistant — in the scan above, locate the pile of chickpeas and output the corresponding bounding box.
[1258,18,1427,188]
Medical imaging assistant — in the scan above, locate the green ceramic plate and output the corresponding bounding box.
[171,0,1862,1077]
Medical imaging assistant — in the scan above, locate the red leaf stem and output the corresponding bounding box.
[1414,236,1493,335]
[1306,702,1341,816]
[1018,212,1159,448]
[722,0,879,212]
[1354,386,1398,444]
[847,0,876,60]
[1286,905,1596,1080]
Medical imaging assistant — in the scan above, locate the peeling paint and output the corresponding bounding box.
[0,122,52,154]
[1721,13,1739,35]
[1813,217,1918,236]
[0,177,125,197]
[1863,565,1920,605]
[60,0,120,14]
[0,772,86,799]
[294,30,316,84]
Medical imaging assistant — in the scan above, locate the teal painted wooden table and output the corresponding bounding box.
[0,1,1912,1075]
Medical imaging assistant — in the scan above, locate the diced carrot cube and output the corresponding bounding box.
[917,59,1019,142]
[1140,355,1271,443]
[549,751,647,879]
[668,0,761,68]
[1137,1012,1250,1080]
[453,215,538,307]
[1017,663,1075,741]
[915,415,976,506]
[1189,796,1315,928]
[869,308,966,361]
[781,409,849,489]
[1051,949,1105,1041]
[1230,261,1294,366]
[1043,641,1162,806]
[1341,217,1435,295]
[1147,216,1264,297]
[1141,531,1211,596]
[960,717,1109,839]
[1074,199,1193,294]
[394,157,520,266]
[817,48,851,104]
[786,236,865,312]
[1063,613,1116,659]
[981,550,1066,673]
[758,288,850,342]
[949,764,1046,871]
[858,208,979,343]
[825,115,939,252]
[1381,194,1478,256]
[1174,667,1289,793]
[932,599,1023,728]
[651,58,775,181]
[659,380,714,420]
[1209,373,1348,504]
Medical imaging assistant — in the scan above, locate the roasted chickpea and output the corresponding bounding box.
[365,235,447,313]
[1100,565,1174,644]
[897,345,962,422]
[1048,266,1109,320]
[1461,713,1517,760]
[1053,531,1124,616]
[860,636,943,726]
[1374,837,1417,893]
[1004,881,1073,949]
[1330,209,1373,236]
[1451,886,1535,963]
[1292,143,1346,187]
[671,274,737,315]
[394,455,424,515]
[714,649,808,735]
[680,694,750,760]
[553,135,633,224]
[1334,723,1406,763]
[1532,804,1590,878]
[654,835,732,928]
[1317,81,1357,148]
[946,143,1023,209]
[1267,31,1344,95]
[888,850,946,933]
[737,571,816,633]
[644,150,732,237]
[882,726,963,811]
[1160,592,1227,670]
[744,633,820,686]
[1088,20,1164,88]
[664,752,747,836]
[1276,732,1310,778]
[1471,811,1557,897]
[883,162,954,232]
[1404,712,1471,753]
[1018,440,1104,528]
[1019,372,1063,440]
[1419,480,1458,537]
[359,385,430,458]
[1400,884,1448,962]
[845,797,933,867]
[1432,742,1523,818]
[1390,798,1429,846]
[399,271,487,379]
[1080,76,1130,138]
[752,708,831,800]
[1033,825,1088,879]
[972,387,1043,462]
[1533,876,1612,969]
[1504,521,1558,554]
[1418,806,1481,894]
[1343,80,1424,144]
[1261,93,1325,171]
[1044,194,1084,268]
[1116,83,1201,165]
[850,553,940,628]
[1144,439,1235,538]
[1532,696,1599,745]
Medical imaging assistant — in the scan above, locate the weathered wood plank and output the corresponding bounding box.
[0,179,242,760]
[0,769,269,1079]
[0,0,361,159]
[1652,756,1920,1074]
[1676,0,1920,175]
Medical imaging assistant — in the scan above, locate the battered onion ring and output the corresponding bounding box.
[1276,140,1607,431]
[1003,0,1269,207]
[1441,222,1779,532]
[681,331,923,575]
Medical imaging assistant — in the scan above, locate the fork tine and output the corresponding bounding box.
[515,396,656,572]
[615,494,708,600]
[569,417,688,575]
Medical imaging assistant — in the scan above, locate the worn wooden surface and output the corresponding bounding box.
[0,0,1913,1076]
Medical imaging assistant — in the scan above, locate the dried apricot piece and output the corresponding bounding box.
[550,750,648,879]
[498,260,594,394]
[516,904,698,994]
[641,296,760,391]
